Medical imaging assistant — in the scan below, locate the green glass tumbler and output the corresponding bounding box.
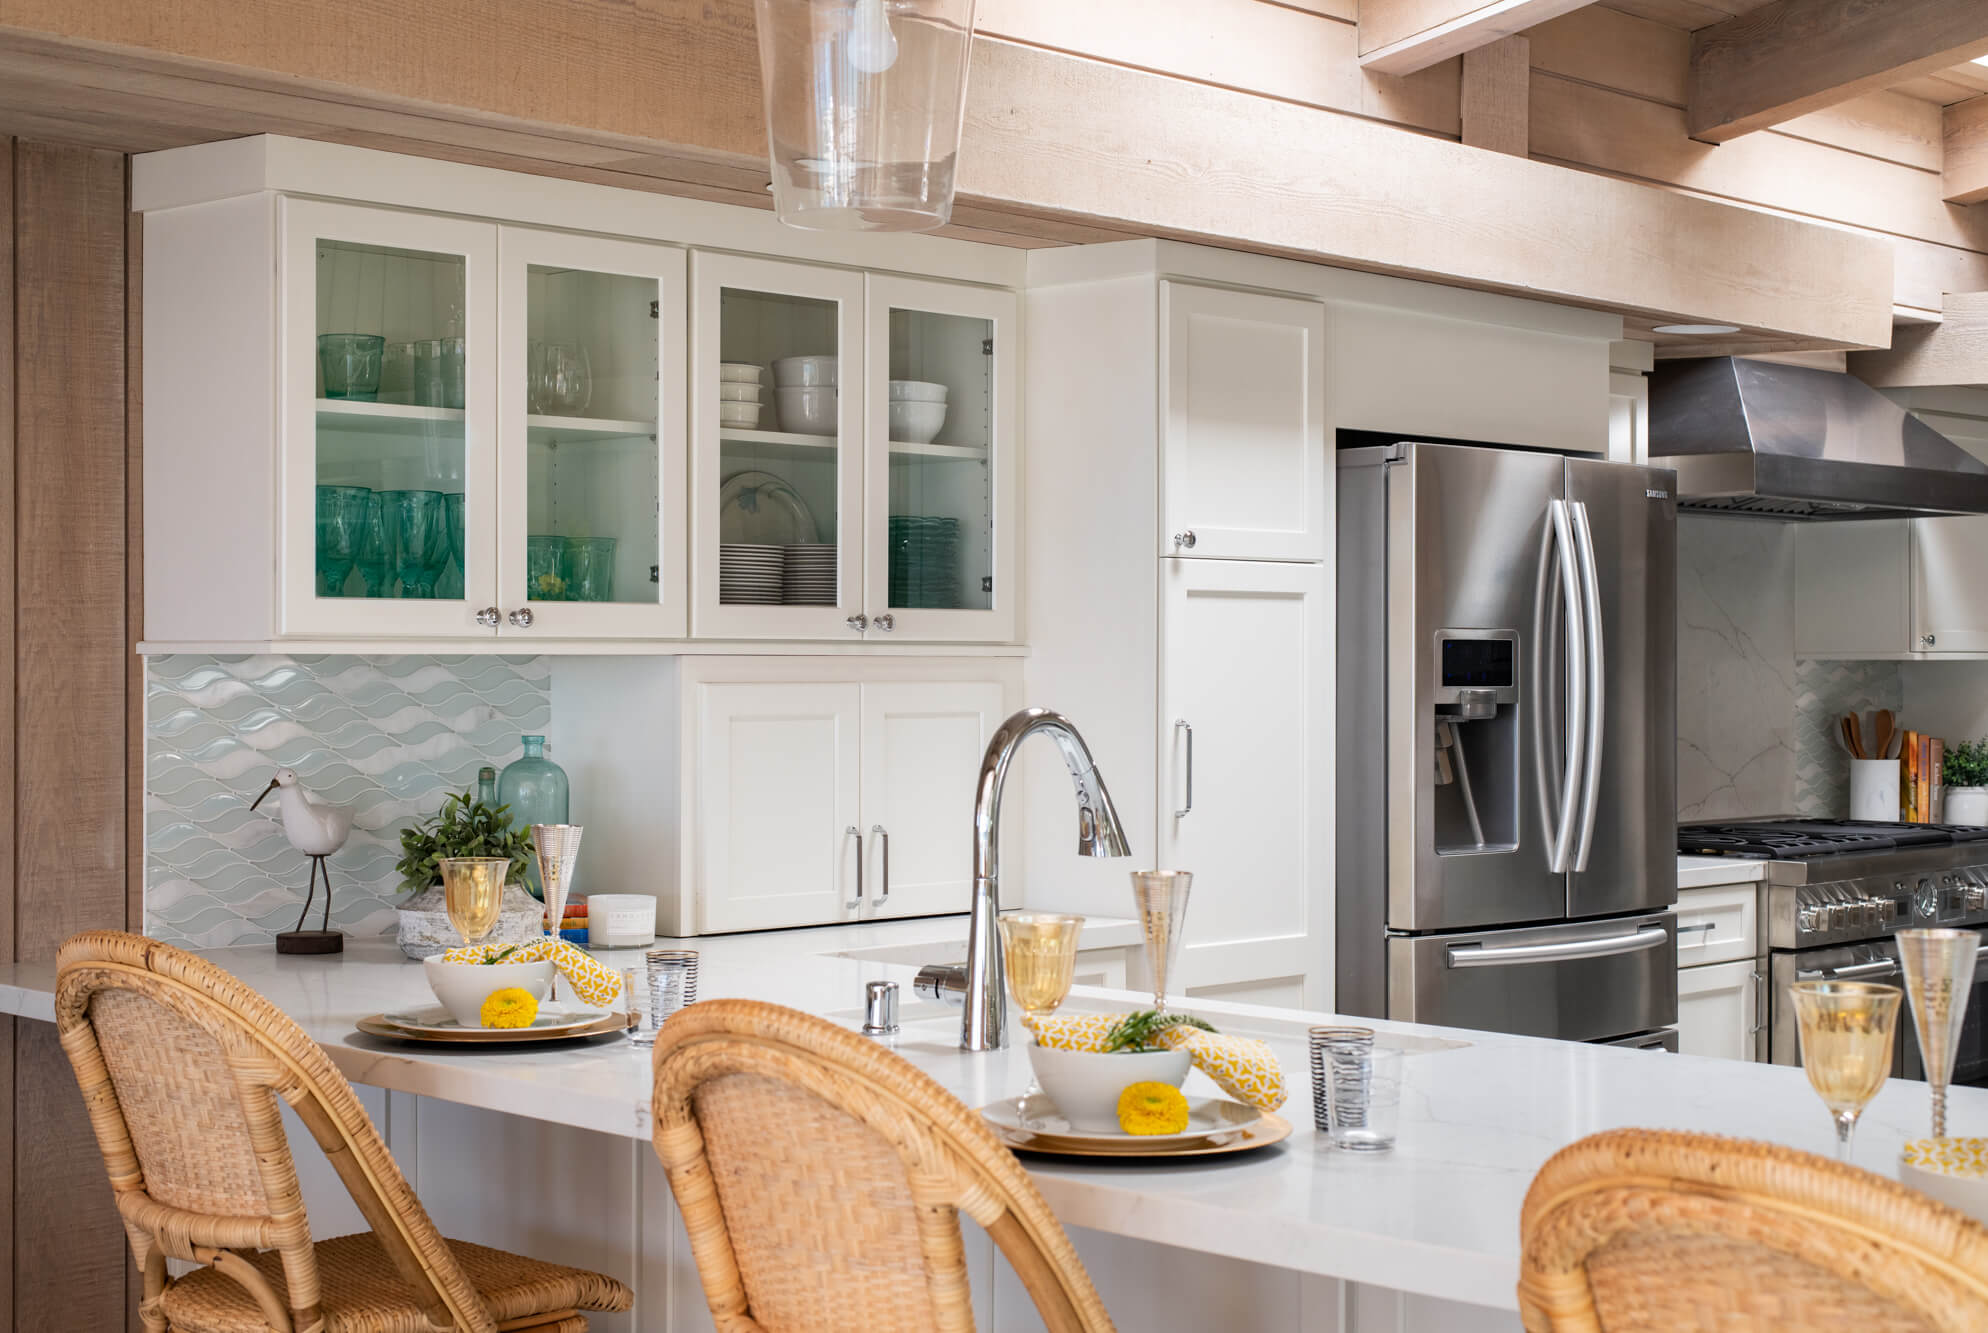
[353,491,394,597]
[527,535,569,601]
[441,491,467,600]
[314,484,371,596]
[381,490,448,599]
[318,334,384,400]
[565,536,617,603]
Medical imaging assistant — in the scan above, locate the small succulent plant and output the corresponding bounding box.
[395,790,535,895]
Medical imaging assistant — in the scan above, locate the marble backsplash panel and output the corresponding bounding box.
[148,656,549,948]
[1676,516,1798,820]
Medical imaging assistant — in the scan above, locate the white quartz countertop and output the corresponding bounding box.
[1678,853,1768,890]
[5,912,1974,1312]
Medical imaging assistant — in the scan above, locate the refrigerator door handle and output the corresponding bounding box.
[1569,500,1606,871]
[1535,499,1585,874]
[1446,924,1669,969]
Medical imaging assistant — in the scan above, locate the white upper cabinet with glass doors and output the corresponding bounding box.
[691,253,1017,643]
[496,228,687,639]
[282,199,500,636]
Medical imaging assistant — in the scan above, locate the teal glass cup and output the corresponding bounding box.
[381,490,449,599]
[353,491,394,597]
[442,491,467,598]
[527,535,569,601]
[314,484,371,596]
[318,334,384,400]
[565,536,617,603]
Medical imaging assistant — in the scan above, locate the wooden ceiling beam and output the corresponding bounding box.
[1688,0,1988,142]
[1947,96,1988,206]
[1358,0,1596,76]
[1848,293,1988,388]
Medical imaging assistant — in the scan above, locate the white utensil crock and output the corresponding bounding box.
[1849,759,1901,822]
[1948,787,1988,826]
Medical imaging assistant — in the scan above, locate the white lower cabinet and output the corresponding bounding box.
[858,679,1008,919]
[1677,958,1761,1062]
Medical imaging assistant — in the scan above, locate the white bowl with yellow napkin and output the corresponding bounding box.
[1901,1138,1988,1226]
[1028,1044,1191,1132]
[422,956,554,1028]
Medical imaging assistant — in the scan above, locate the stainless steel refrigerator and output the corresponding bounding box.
[1336,442,1679,1045]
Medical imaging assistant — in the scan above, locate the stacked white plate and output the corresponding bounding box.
[719,542,784,603]
[782,544,837,606]
[719,363,763,429]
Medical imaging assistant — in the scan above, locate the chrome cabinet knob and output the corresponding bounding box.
[474,606,501,628]
[846,614,869,632]
[1173,530,1197,550]
[1923,634,1938,648]
[873,613,895,632]
[507,608,535,629]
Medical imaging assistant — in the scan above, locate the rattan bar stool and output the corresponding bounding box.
[54,930,633,1333]
[650,998,1116,1332]
[1519,1127,1988,1332]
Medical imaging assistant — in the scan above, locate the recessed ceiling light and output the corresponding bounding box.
[1651,323,1741,335]
[1974,54,1988,66]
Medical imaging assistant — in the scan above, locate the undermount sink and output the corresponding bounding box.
[832,941,965,968]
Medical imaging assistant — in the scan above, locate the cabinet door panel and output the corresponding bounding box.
[1676,958,1760,1062]
[696,683,861,932]
[1914,516,1988,654]
[859,680,1006,919]
[1161,282,1326,562]
[1158,559,1331,1003]
[1792,520,1912,658]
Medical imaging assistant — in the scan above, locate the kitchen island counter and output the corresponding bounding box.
[2,921,1971,1329]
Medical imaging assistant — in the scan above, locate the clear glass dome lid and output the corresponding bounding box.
[754,0,979,232]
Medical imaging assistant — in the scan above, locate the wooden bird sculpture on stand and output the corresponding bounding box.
[250,768,356,954]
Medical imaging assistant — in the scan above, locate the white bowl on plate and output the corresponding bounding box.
[422,956,556,1028]
[889,399,948,444]
[1902,1139,1988,1226]
[1027,1043,1192,1133]
[772,355,837,388]
[719,362,763,384]
[719,402,763,429]
[889,379,948,403]
[718,383,763,403]
[775,386,838,435]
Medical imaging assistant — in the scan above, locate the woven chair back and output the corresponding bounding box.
[55,931,499,1333]
[651,998,1115,1333]
[1519,1128,1988,1332]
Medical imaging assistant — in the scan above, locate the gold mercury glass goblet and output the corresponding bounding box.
[1000,912,1085,1118]
[441,857,510,949]
[1789,979,1903,1164]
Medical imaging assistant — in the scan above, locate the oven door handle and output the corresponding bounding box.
[1446,925,1668,969]
[1797,958,1899,981]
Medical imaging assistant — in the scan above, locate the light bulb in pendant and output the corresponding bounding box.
[847,0,899,73]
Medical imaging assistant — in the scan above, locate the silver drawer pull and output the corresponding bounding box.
[844,826,863,908]
[1446,925,1669,969]
[1797,958,1898,981]
[1677,922,1717,941]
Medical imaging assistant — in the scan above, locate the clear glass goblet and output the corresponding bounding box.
[1789,979,1902,1163]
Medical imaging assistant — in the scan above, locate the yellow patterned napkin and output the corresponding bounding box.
[1903,1138,1988,1177]
[1025,1012,1287,1113]
[439,937,622,1008]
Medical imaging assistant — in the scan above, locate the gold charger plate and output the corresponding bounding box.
[356,1010,632,1045]
[988,1110,1292,1160]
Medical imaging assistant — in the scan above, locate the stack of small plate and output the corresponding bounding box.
[782,544,837,606]
[719,542,784,603]
[888,515,961,608]
[719,363,763,430]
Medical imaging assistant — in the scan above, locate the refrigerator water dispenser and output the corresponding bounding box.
[1432,630,1519,856]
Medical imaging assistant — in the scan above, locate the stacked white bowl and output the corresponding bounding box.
[719,363,763,429]
[772,356,837,435]
[889,379,949,444]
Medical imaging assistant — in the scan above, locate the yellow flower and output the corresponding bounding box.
[480,987,539,1029]
[1117,1081,1189,1135]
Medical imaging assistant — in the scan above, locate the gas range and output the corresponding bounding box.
[1679,819,1988,950]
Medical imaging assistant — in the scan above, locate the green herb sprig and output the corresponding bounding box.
[1101,1009,1216,1053]
[395,789,536,895]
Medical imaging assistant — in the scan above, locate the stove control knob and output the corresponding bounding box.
[1916,878,1940,919]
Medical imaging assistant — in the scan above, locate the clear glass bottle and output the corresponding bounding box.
[474,765,499,810]
[498,736,569,900]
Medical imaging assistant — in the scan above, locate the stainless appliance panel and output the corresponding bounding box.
[1391,443,1568,932]
[1563,457,1678,919]
[1771,933,1988,1088]
[1387,913,1678,1040]
[1336,450,1391,1012]
[1599,1029,1679,1052]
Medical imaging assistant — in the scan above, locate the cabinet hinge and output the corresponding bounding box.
[982,576,993,594]
[651,300,660,319]
[650,565,661,584]
[982,337,993,356]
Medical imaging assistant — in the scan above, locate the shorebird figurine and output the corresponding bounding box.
[250,769,355,955]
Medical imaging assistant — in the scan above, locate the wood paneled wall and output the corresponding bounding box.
[0,135,143,1331]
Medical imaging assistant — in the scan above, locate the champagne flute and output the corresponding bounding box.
[999,912,1084,1118]
[1897,928,1976,1139]
[1789,979,1902,1163]
[441,857,510,949]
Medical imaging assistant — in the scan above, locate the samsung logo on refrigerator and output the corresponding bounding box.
[1645,488,1670,500]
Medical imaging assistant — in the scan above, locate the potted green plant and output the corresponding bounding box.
[1945,740,1988,826]
[396,789,537,895]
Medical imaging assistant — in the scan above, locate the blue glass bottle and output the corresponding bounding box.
[498,735,569,900]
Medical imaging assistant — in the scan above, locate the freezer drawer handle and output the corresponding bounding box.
[1446,924,1668,969]
[1798,958,1899,981]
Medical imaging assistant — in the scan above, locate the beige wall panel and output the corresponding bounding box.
[1601,0,1736,30]
[1849,292,1988,388]
[1945,95,1988,206]
[1529,5,1689,105]
[1462,35,1530,154]
[1779,91,1945,173]
[978,0,1462,135]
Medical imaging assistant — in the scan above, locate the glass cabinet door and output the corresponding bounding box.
[691,253,865,639]
[496,229,686,638]
[281,199,499,635]
[863,275,1016,642]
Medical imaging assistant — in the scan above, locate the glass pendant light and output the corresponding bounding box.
[754,0,979,232]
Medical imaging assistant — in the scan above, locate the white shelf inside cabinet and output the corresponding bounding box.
[889,441,987,461]
[315,399,465,434]
[527,414,657,444]
[718,428,985,463]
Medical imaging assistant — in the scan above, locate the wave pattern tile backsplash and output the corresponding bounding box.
[1794,660,1904,819]
[148,656,550,948]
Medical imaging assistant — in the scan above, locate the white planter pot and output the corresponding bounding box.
[1948,787,1988,826]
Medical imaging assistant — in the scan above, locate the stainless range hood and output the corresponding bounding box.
[1648,357,1988,520]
